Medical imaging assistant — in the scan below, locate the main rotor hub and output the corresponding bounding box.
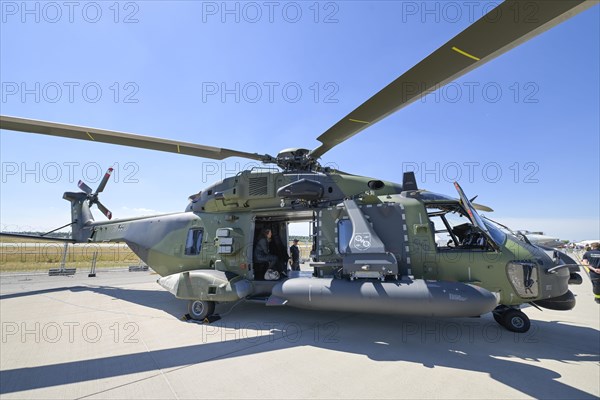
[275,148,320,172]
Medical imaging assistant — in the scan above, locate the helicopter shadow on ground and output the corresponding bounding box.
[1,292,599,399]
[315,312,600,399]
[0,283,185,319]
[206,303,600,399]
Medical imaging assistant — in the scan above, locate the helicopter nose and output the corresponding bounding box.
[538,261,571,302]
[532,290,576,311]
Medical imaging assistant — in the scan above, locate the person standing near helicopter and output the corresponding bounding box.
[582,242,600,304]
[289,239,300,271]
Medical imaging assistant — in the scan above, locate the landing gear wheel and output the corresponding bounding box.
[492,311,504,325]
[492,305,508,325]
[502,309,530,333]
[187,300,215,321]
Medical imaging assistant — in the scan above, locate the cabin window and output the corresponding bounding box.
[185,229,204,255]
[338,219,352,254]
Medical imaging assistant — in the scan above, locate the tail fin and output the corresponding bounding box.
[63,192,94,242]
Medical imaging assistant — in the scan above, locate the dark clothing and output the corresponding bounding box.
[271,235,289,269]
[583,250,600,303]
[254,237,269,259]
[290,244,300,271]
[254,237,278,269]
[588,271,600,303]
[583,250,600,268]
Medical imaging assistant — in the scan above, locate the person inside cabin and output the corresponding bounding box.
[270,231,289,277]
[254,228,280,280]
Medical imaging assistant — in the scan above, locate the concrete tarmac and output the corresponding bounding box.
[0,267,598,399]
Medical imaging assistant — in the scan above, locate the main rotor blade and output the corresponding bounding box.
[96,167,114,194]
[473,203,494,213]
[0,115,272,162]
[77,180,93,195]
[96,201,113,220]
[310,0,595,159]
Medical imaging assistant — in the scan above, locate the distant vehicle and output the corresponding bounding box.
[575,240,600,249]
[516,231,563,249]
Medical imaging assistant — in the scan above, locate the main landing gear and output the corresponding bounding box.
[187,300,216,321]
[493,305,531,333]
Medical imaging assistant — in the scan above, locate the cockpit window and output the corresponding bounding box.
[453,182,500,250]
[338,219,352,254]
[483,220,507,246]
[427,203,503,251]
[185,229,203,255]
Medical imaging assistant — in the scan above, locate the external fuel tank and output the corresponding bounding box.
[270,278,498,317]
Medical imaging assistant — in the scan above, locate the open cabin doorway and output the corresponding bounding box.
[250,211,315,280]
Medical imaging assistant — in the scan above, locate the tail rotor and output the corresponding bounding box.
[78,167,114,220]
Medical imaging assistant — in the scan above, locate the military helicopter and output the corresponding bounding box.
[1,0,594,333]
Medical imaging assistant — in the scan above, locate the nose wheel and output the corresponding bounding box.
[493,306,531,333]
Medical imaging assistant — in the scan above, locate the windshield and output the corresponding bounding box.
[453,182,500,250]
[482,220,507,246]
[482,216,527,244]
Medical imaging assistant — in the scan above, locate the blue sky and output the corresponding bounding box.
[1,1,599,241]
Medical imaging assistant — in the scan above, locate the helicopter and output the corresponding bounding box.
[0,0,595,333]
